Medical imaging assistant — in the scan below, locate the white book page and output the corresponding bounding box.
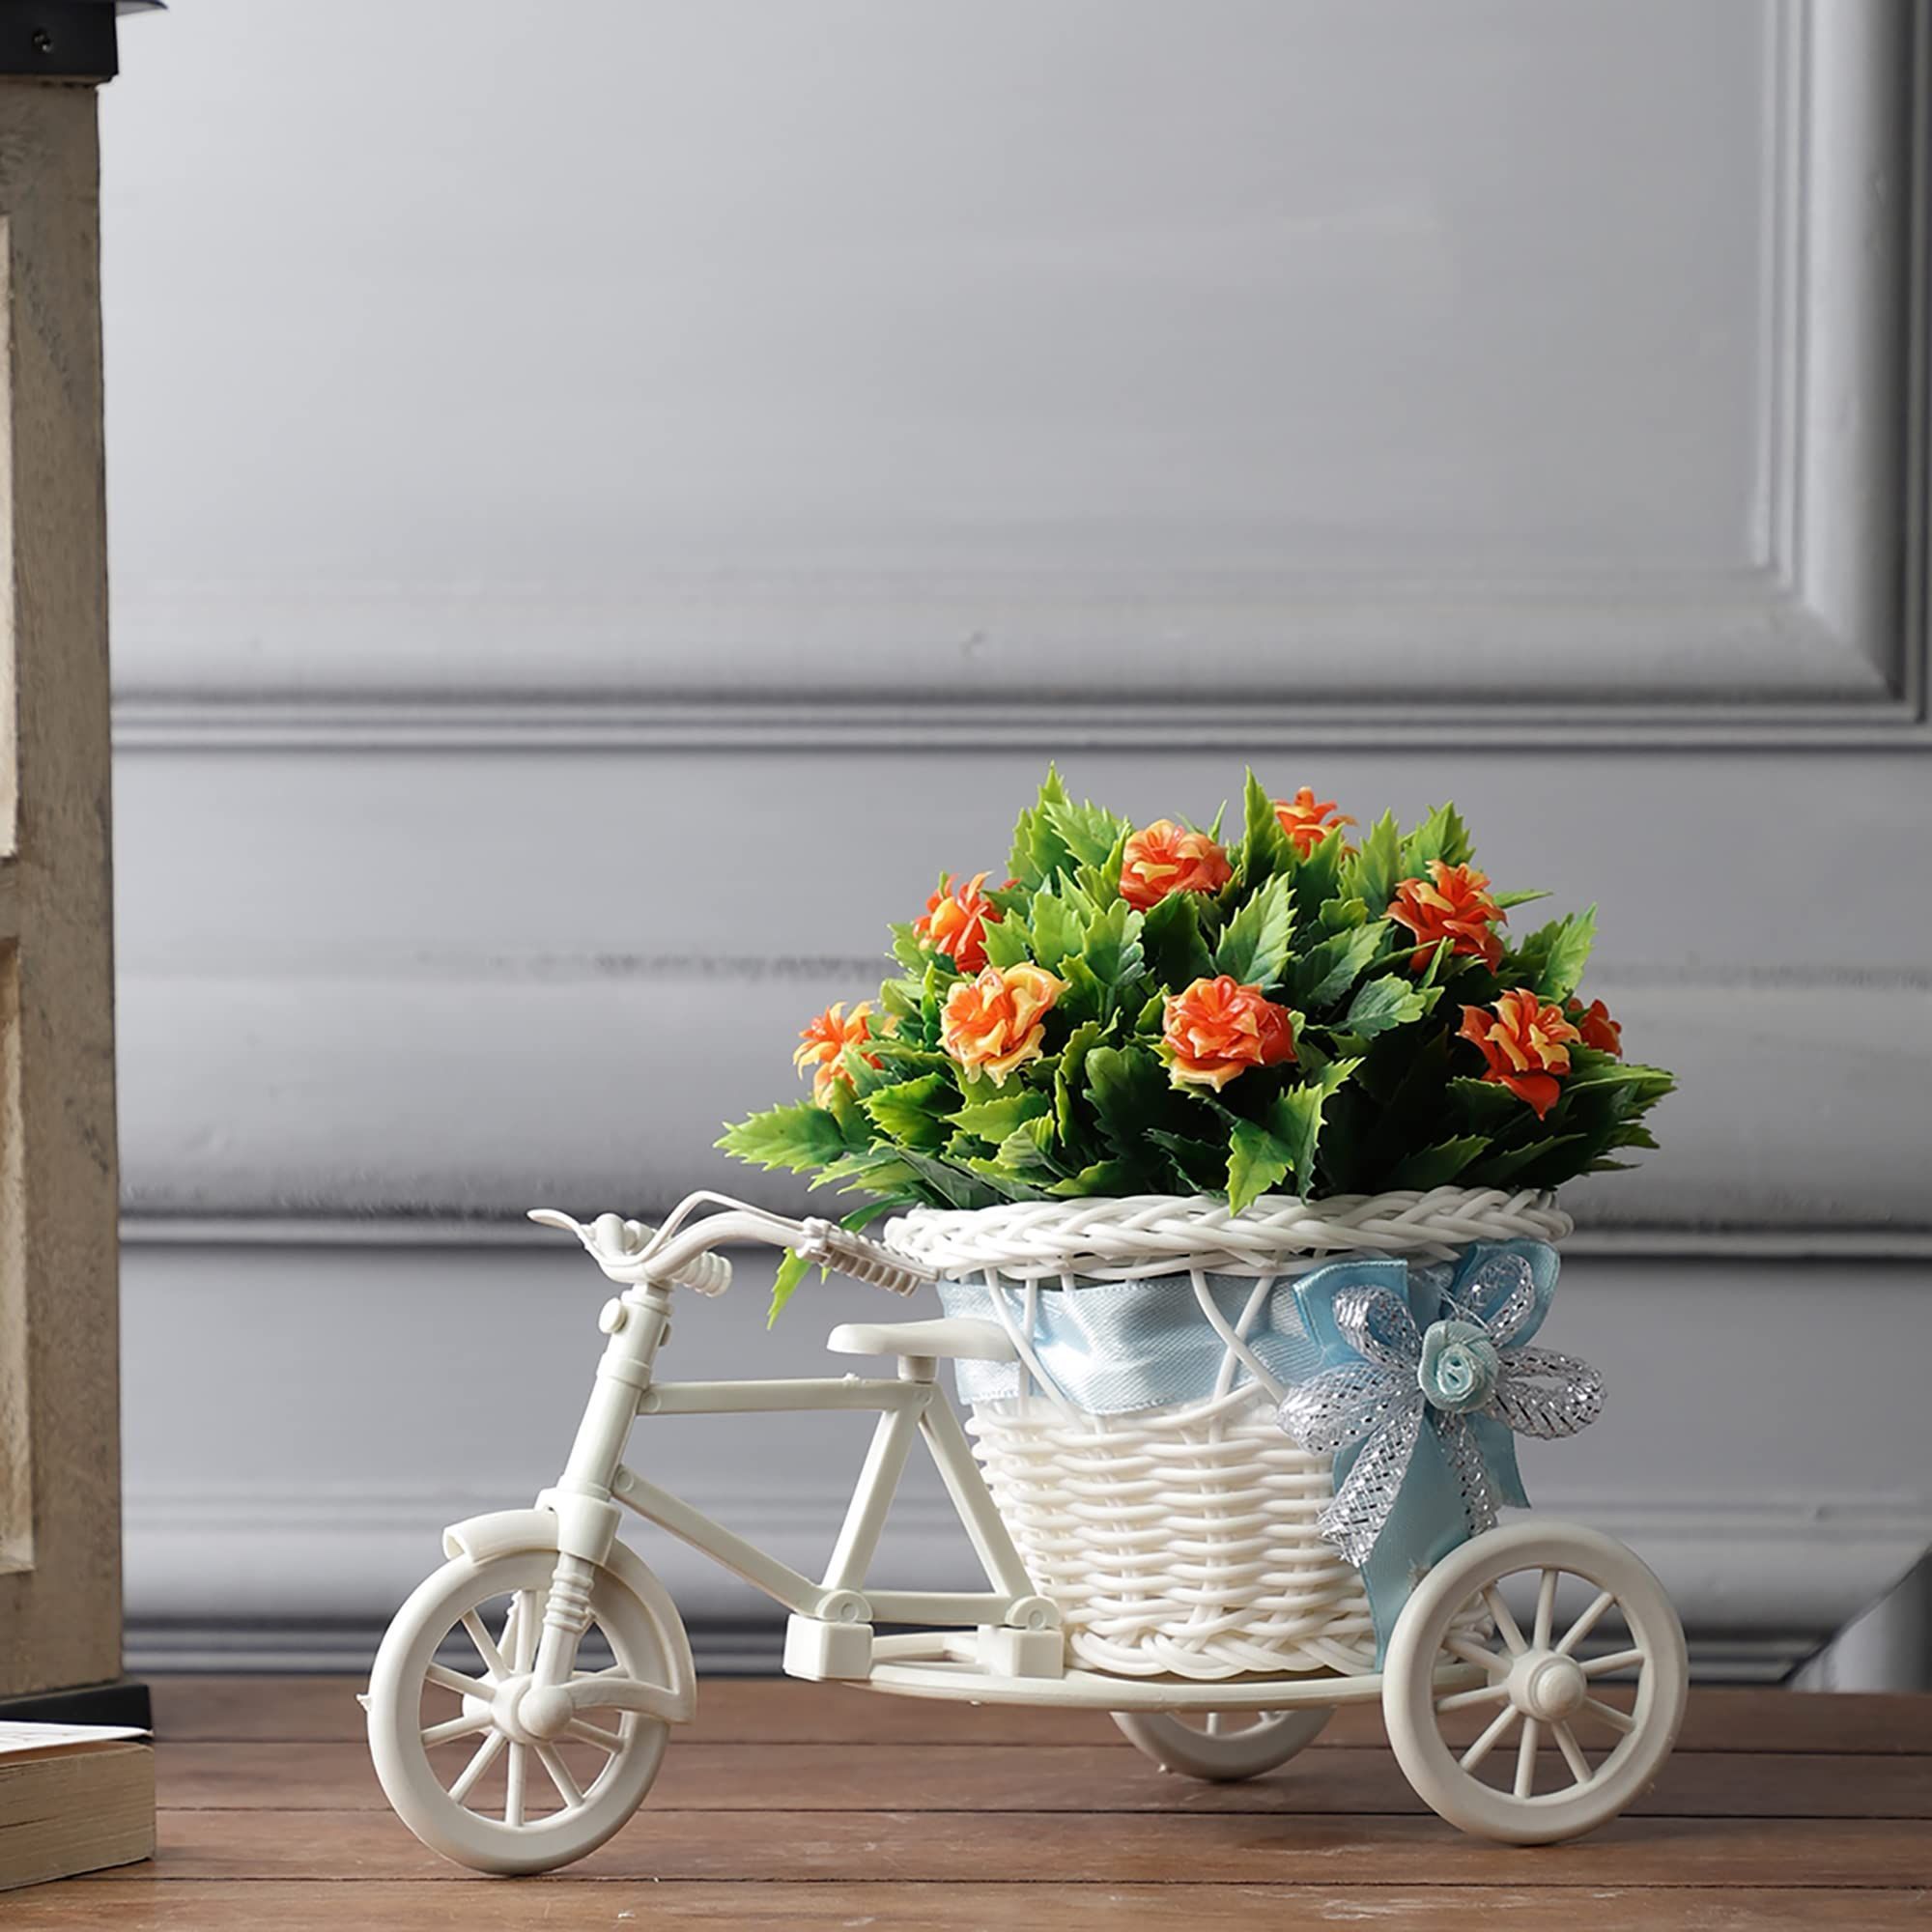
[0,1721,150,1763]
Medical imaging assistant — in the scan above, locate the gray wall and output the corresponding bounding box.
[102,0,1932,1673]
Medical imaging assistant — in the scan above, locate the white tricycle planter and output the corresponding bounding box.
[365,1186,1687,1872]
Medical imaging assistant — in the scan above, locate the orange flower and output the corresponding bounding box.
[941,964,1065,1086]
[795,1001,887,1105]
[913,870,1005,976]
[1459,989,1581,1119]
[1119,820,1234,911]
[1162,975,1297,1092]
[1567,996,1623,1058]
[1388,862,1506,973]
[1272,786,1354,859]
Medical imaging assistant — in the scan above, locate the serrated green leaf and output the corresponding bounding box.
[1238,770,1297,886]
[1008,766,1074,889]
[1047,1160,1141,1197]
[1082,898,1145,988]
[1085,1045,1171,1163]
[981,914,1034,970]
[1055,1019,1107,1140]
[1213,873,1295,986]
[997,1117,1056,1169]
[1141,889,1215,989]
[1290,821,1349,928]
[1492,890,1551,910]
[861,1071,952,1148]
[768,1246,814,1325]
[1045,797,1130,870]
[1227,1117,1293,1212]
[1260,1057,1359,1197]
[952,1090,1051,1143]
[1386,1136,1491,1189]
[960,1158,1054,1202]
[1146,1127,1226,1193]
[1511,907,1597,1002]
[1446,1075,1524,1132]
[1320,895,1371,934]
[1342,810,1404,916]
[1288,921,1388,1009]
[1402,802,1474,873]
[1343,973,1438,1038]
[717,1102,850,1173]
[1024,887,1083,971]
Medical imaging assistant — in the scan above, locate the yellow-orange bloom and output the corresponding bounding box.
[914,870,1005,976]
[1162,974,1297,1092]
[1272,787,1354,859]
[1567,996,1623,1058]
[795,1001,887,1105]
[1389,862,1506,973]
[1459,989,1580,1119]
[1119,820,1234,911]
[941,964,1065,1086]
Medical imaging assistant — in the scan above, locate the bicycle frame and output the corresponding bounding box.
[522,1272,1062,1713]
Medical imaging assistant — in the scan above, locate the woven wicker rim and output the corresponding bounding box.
[889,1185,1571,1281]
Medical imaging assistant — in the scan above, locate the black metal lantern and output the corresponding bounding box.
[0,0,160,81]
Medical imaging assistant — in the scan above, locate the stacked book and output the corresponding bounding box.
[0,1721,155,1892]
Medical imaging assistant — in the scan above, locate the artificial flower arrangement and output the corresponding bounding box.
[722,768,1671,1317]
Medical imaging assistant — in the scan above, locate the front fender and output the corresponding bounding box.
[440,1507,696,1723]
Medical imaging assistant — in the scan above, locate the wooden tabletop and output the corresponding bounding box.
[13,1676,1932,1928]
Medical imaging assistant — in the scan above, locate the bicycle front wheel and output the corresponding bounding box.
[366,1548,670,1874]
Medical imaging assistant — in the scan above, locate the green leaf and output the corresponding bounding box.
[1045,794,1131,869]
[1511,907,1597,1002]
[1141,889,1215,989]
[807,1149,924,1196]
[1492,889,1551,910]
[1081,898,1146,988]
[1342,973,1438,1038]
[1446,1075,1523,1133]
[981,914,1034,970]
[1260,1058,1360,1198]
[1008,766,1074,889]
[1026,887,1084,972]
[1146,1127,1226,1193]
[1238,770,1297,885]
[997,1117,1057,1169]
[1054,1019,1107,1141]
[1402,802,1474,873]
[1290,822,1349,928]
[1226,1117,1293,1212]
[1047,1159,1141,1197]
[861,1071,952,1149]
[1213,873,1295,987]
[952,1090,1051,1143]
[1084,1045,1172,1163]
[717,1102,849,1173]
[1319,895,1371,934]
[1386,1136,1491,1189]
[768,1246,815,1325]
[1288,921,1388,1009]
[960,1158,1053,1202]
[1342,810,1404,915]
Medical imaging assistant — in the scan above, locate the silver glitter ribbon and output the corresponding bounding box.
[1277,1253,1605,1569]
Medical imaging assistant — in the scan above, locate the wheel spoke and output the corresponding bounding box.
[1435,1681,1513,1714]
[1583,1695,1636,1736]
[1459,1702,1520,1772]
[1553,1719,1593,1787]
[460,1611,509,1681]
[1205,1711,1222,1737]
[512,1593,539,1675]
[1444,1634,1509,1674]
[1514,1717,1541,1799]
[448,1729,504,1804]
[1556,1588,1616,1656]
[424,1662,488,1700]
[1532,1569,1559,1652]
[1582,1647,1647,1678]
[504,1741,527,1826]
[536,1744,584,1810]
[421,1712,493,1748]
[565,1718,625,1755]
[1482,1585,1528,1656]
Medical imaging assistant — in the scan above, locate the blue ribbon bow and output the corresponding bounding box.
[1278,1241,1603,1659]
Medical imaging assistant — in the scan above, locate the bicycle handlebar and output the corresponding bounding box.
[526,1195,936,1301]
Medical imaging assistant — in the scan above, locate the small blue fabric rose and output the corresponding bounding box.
[1417,1319,1500,1413]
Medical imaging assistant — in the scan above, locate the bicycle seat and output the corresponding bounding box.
[826,1318,1017,1364]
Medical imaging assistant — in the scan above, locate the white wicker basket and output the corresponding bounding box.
[889,1187,1573,1682]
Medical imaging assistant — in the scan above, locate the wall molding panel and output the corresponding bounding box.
[104,1,1931,750]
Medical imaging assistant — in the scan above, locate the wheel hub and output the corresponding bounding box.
[1509,1650,1587,1721]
